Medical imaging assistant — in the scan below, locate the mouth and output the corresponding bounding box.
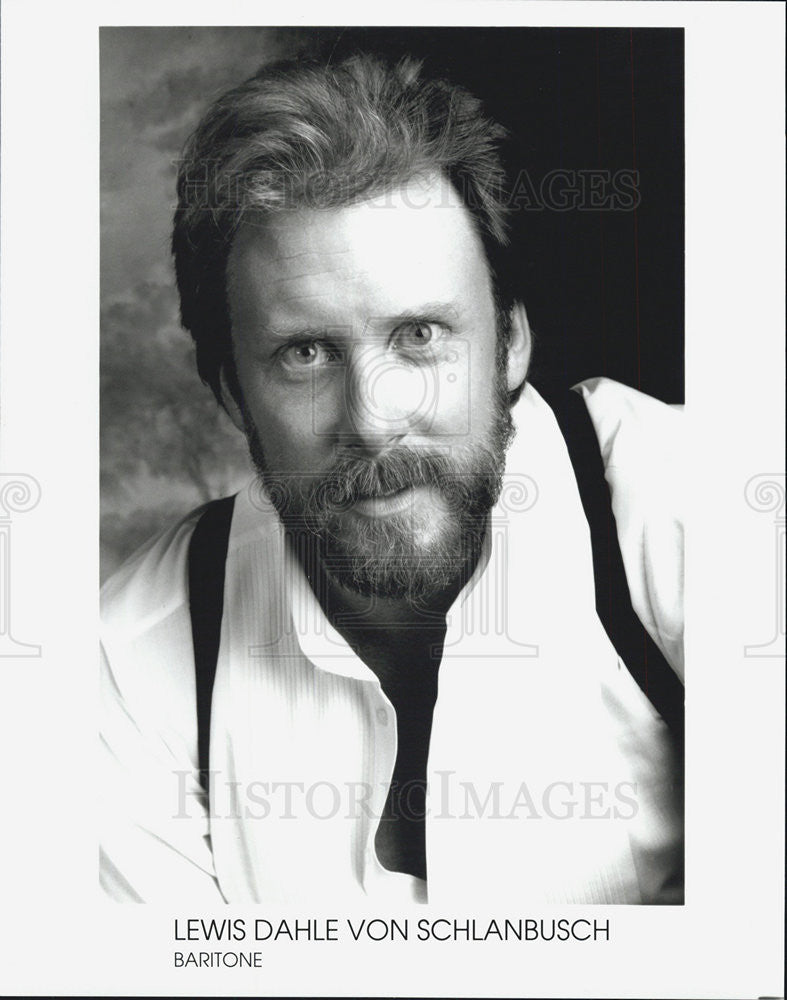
[350,485,420,518]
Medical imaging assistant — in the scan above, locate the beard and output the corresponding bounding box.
[239,366,515,605]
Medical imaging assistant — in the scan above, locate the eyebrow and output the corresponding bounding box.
[262,302,461,343]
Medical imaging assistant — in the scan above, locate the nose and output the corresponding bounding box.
[337,344,434,452]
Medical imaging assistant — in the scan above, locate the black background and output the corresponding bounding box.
[304,27,685,402]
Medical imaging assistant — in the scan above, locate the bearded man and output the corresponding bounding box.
[100,53,684,904]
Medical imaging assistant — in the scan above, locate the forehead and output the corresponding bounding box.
[226,173,494,333]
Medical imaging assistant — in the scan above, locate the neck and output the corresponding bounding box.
[298,540,469,627]
[324,569,459,628]
[286,528,484,676]
[286,526,489,688]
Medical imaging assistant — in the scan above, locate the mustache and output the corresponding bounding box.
[261,445,502,521]
[313,448,470,511]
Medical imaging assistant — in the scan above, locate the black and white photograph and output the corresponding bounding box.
[0,3,784,997]
[100,26,685,907]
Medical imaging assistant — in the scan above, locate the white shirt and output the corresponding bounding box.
[100,379,684,905]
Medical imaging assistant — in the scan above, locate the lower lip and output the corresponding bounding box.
[351,487,419,517]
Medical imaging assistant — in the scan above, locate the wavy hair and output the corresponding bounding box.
[172,53,516,407]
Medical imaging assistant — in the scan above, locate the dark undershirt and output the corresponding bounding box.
[350,626,445,882]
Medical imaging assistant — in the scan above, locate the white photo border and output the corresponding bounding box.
[0,2,784,997]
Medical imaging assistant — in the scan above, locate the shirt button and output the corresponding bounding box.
[376,708,388,725]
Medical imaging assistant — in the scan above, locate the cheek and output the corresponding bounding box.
[430,339,498,441]
[243,385,329,474]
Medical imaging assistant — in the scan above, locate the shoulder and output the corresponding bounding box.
[101,504,206,643]
[100,503,216,725]
[573,378,684,678]
[572,376,683,476]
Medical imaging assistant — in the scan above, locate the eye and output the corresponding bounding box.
[280,340,340,370]
[391,321,440,351]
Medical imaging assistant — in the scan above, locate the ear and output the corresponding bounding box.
[506,300,532,393]
[219,365,246,434]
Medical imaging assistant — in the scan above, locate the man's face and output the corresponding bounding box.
[226,173,528,603]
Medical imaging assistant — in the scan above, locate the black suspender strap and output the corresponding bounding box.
[540,386,684,748]
[187,494,236,796]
